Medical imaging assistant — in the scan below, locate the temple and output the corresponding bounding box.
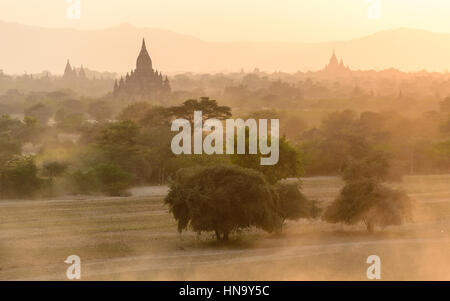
[113,38,171,101]
[63,60,87,79]
[322,50,350,75]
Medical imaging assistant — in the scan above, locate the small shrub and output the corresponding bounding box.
[274,181,321,226]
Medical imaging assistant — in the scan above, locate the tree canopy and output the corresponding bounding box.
[164,165,282,241]
[322,179,413,232]
[274,181,321,225]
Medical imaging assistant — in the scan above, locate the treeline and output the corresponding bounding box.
[0,97,301,198]
[171,71,447,112]
[0,89,124,126]
[0,95,423,238]
[297,101,450,176]
[1,95,450,200]
[0,72,114,97]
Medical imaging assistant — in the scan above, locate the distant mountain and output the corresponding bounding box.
[1,21,450,74]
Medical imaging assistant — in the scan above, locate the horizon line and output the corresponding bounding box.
[2,19,450,45]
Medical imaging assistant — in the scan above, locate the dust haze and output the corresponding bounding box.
[0,177,449,281]
[1,1,450,282]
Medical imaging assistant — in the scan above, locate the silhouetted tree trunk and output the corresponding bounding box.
[365,220,374,233]
[223,232,229,241]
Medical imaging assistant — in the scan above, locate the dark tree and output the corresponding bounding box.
[323,180,413,232]
[42,161,68,179]
[168,97,231,123]
[88,100,113,121]
[95,120,153,183]
[0,115,28,164]
[231,135,303,184]
[118,102,152,123]
[274,181,321,227]
[165,165,282,241]
[24,103,52,125]
[71,163,133,196]
[323,139,413,233]
[0,156,43,199]
[138,106,171,127]
[439,96,450,113]
[342,151,391,182]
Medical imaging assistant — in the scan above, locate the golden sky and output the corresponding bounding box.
[1,0,450,42]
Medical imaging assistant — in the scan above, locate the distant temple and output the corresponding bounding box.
[113,38,171,101]
[322,50,350,75]
[63,60,87,79]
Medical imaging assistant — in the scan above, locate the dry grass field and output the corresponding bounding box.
[0,175,449,280]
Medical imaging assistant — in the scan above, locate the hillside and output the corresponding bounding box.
[2,21,450,74]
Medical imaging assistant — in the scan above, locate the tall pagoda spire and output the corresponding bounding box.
[63,59,75,78]
[329,49,338,67]
[79,64,86,78]
[136,38,153,72]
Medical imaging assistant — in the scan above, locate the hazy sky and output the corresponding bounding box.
[2,0,450,42]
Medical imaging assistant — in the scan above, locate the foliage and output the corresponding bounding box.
[274,181,321,225]
[94,120,153,183]
[70,163,133,196]
[24,103,52,125]
[231,134,303,184]
[96,120,140,149]
[298,110,423,177]
[439,96,450,113]
[168,97,231,122]
[322,124,414,233]
[0,115,28,164]
[113,99,232,184]
[56,112,86,132]
[88,100,113,121]
[118,102,152,122]
[342,151,391,182]
[322,179,413,232]
[164,165,282,241]
[0,156,44,198]
[42,161,68,178]
[138,105,171,127]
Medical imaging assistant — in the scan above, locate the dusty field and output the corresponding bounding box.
[0,175,449,280]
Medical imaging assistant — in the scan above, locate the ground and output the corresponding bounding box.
[0,175,449,280]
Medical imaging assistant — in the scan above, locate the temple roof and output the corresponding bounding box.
[136,38,153,72]
[64,59,73,77]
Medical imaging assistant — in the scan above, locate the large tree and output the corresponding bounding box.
[323,145,413,232]
[94,120,153,183]
[168,97,231,123]
[0,156,43,199]
[165,165,282,241]
[0,114,37,164]
[322,179,413,232]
